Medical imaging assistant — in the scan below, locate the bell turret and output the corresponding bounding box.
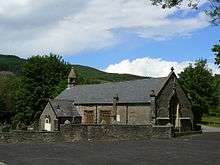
[68,66,76,88]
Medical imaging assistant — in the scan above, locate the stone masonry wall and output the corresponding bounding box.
[0,125,172,143]
[0,131,62,143]
[60,124,172,142]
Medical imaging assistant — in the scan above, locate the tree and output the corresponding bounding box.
[150,0,220,24]
[178,60,217,123]
[0,74,19,124]
[12,54,70,127]
[212,42,220,66]
[0,97,6,123]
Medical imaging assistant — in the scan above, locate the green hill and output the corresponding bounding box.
[0,54,145,83]
[0,55,24,75]
[74,65,145,84]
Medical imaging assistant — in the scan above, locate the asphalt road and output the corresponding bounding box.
[0,133,220,165]
[202,125,220,132]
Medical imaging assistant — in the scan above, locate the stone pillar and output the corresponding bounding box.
[150,90,156,125]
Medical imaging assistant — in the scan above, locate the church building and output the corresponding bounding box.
[40,67,193,132]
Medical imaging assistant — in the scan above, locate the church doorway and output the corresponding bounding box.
[44,116,51,131]
[169,95,179,127]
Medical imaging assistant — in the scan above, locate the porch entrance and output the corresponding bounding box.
[169,95,179,127]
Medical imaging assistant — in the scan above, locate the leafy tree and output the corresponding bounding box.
[178,60,217,123]
[212,42,220,66]
[0,97,6,123]
[12,54,70,127]
[0,74,19,124]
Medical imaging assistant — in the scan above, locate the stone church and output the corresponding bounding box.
[40,67,193,132]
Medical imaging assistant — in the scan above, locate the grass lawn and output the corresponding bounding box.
[202,116,220,127]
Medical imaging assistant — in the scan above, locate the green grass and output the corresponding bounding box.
[202,115,220,128]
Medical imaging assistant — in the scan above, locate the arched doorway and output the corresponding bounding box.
[44,116,51,131]
[169,95,179,127]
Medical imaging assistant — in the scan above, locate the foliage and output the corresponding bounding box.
[212,42,220,66]
[0,97,6,123]
[12,54,70,127]
[202,115,220,127]
[0,74,19,124]
[209,74,220,115]
[178,59,218,123]
[150,0,220,24]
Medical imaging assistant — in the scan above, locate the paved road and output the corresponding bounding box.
[0,133,220,165]
[201,125,220,132]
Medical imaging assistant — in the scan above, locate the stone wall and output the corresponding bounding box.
[0,125,172,143]
[0,131,62,143]
[60,124,172,142]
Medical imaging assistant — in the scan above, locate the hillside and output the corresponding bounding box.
[74,65,145,84]
[0,55,24,75]
[0,54,145,83]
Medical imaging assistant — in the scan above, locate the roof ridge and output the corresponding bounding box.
[70,77,167,88]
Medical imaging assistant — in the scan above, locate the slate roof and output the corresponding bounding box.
[56,77,168,104]
[48,99,80,117]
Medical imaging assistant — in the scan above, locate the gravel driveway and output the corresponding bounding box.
[0,133,220,165]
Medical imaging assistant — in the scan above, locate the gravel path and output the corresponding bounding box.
[0,133,220,165]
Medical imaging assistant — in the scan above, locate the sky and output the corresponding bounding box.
[0,0,219,77]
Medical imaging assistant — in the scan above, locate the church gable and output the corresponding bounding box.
[40,102,57,131]
[155,71,193,129]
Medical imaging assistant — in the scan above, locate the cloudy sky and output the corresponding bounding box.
[0,0,219,77]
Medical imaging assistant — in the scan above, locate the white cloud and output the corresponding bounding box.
[0,0,31,17]
[0,0,210,57]
[104,57,220,77]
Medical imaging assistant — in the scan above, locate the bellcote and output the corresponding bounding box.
[68,66,77,88]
